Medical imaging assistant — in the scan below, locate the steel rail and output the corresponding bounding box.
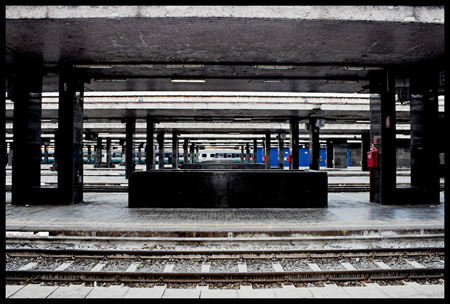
[5,247,444,259]
[5,268,445,285]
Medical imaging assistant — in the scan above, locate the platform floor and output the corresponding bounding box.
[5,190,444,235]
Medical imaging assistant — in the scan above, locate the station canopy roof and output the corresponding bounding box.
[5,6,445,94]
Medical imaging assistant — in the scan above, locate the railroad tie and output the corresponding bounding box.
[308,263,322,271]
[18,262,37,271]
[90,262,107,272]
[54,262,73,271]
[126,262,142,272]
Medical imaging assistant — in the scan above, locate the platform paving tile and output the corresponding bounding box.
[273,287,314,298]
[5,285,25,298]
[123,285,166,298]
[8,284,59,299]
[237,285,277,298]
[47,284,94,298]
[341,284,390,298]
[403,282,444,298]
[85,284,130,298]
[162,288,201,298]
[200,289,239,298]
[375,283,435,298]
[307,283,353,298]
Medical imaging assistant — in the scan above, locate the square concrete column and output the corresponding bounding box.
[11,67,43,205]
[265,133,271,169]
[146,117,155,170]
[261,139,266,164]
[409,71,440,204]
[172,132,179,169]
[190,143,195,164]
[290,118,299,169]
[87,145,92,164]
[309,118,320,170]
[183,139,189,165]
[157,131,165,169]
[125,117,136,178]
[361,132,370,171]
[106,138,112,168]
[137,143,143,164]
[369,69,397,204]
[326,139,333,168]
[94,137,102,167]
[246,143,250,163]
[333,140,348,168]
[253,139,257,164]
[57,68,84,204]
[277,134,284,168]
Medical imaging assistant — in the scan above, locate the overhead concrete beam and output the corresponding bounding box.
[6,6,444,24]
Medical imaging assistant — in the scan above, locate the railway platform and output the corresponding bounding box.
[5,187,445,298]
[5,190,444,237]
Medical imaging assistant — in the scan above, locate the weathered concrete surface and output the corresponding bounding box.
[6,6,444,24]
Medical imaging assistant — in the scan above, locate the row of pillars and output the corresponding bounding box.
[6,65,444,206]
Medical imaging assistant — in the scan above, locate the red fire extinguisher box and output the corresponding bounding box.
[367,151,378,167]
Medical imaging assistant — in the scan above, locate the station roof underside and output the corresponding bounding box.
[5,6,445,94]
[5,6,445,146]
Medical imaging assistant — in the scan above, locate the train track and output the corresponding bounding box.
[5,247,445,286]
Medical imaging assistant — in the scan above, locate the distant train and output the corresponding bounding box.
[41,148,252,165]
[197,149,252,162]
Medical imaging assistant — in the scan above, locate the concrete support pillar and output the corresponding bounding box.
[146,117,155,170]
[157,131,165,169]
[369,69,397,204]
[277,134,284,169]
[361,132,370,171]
[240,145,244,162]
[290,118,299,169]
[11,67,43,204]
[57,67,84,204]
[195,146,199,163]
[94,137,102,167]
[333,140,348,169]
[7,143,13,166]
[106,138,112,168]
[409,71,440,204]
[137,143,142,165]
[262,140,266,164]
[246,143,250,163]
[326,139,333,168]
[44,144,49,164]
[309,118,320,170]
[190,143,195,164]
[265,132,271,169]
[253,139,257,164]
[172,132,179,169]
[87,145,92,164]
[125,117,136,178]
[183,139,189,165]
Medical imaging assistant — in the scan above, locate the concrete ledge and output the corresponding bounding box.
[128,169,327,208]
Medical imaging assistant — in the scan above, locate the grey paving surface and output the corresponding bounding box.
[5,191,444,233]
[6,283,445,298]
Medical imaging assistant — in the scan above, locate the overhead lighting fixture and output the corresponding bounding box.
[343,66,383,71]
[164,64,205,69]
[93,78,128,82]
[248,79,283,83]
[170,79,206,83]
[325,79,359,84]
[74,64,113,69]
[234,118,252,121]
[254,65,295,70]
